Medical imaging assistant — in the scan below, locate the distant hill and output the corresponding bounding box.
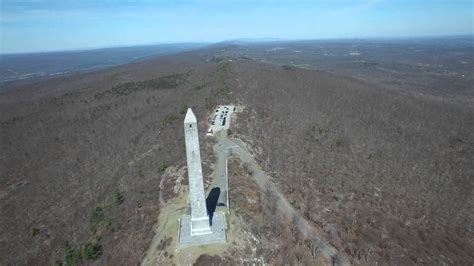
[0,43,207,88]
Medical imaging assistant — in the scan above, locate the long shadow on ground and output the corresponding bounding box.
[206,187,220,225]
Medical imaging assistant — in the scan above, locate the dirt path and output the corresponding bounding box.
[221,135,349,266]
[141,193,186,266]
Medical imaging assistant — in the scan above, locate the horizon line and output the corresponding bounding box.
[1,34,472,56]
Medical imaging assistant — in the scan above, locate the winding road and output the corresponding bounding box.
[215,131,349,266]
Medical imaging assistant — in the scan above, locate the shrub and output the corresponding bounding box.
[64,242,82,266]
[83,241,102,260]
[335,137,344,147]
[101,218,113,231]
[341,216,353,234]
[159,160,168,173]
[205,96,216,110]
[138,169,144,178]
[162,114,178,125]
[227,129,238,137]
[89,206,104,231]
[194,85,204,90]
[179,104,188,114]
[114,190,124,205]
[32,227,40,237]
[221,85,231,98]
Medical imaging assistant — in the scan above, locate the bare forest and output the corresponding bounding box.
[1,40,473,265]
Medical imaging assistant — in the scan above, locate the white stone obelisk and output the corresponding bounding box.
[184,108,212,235]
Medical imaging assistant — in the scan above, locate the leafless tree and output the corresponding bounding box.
[291,215,301,244]
[308,236,321,258]
[304,192,317,221]
[242,162,254,176]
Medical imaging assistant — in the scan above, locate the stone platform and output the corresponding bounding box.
[178,212,227,249]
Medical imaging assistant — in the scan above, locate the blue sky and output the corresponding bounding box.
[1,0,472,54]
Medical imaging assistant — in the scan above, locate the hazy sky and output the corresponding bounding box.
[1,0,472,54]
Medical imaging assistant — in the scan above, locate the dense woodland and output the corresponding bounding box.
[229,62,473,264]
[1,41,473,265]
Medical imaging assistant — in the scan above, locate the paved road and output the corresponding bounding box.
[206,105,235,208]
[218,134,349,266]
[210,131,230,208]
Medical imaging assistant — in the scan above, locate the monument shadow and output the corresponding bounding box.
[206,187,220,225]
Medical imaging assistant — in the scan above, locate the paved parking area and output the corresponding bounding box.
[207,105,235,136]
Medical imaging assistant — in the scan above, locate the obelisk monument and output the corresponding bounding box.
[184,108,212,235]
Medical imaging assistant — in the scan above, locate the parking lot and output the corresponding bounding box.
[207,105,235,136]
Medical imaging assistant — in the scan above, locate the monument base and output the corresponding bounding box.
[190,217,212,235]
[178,212,227,249]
